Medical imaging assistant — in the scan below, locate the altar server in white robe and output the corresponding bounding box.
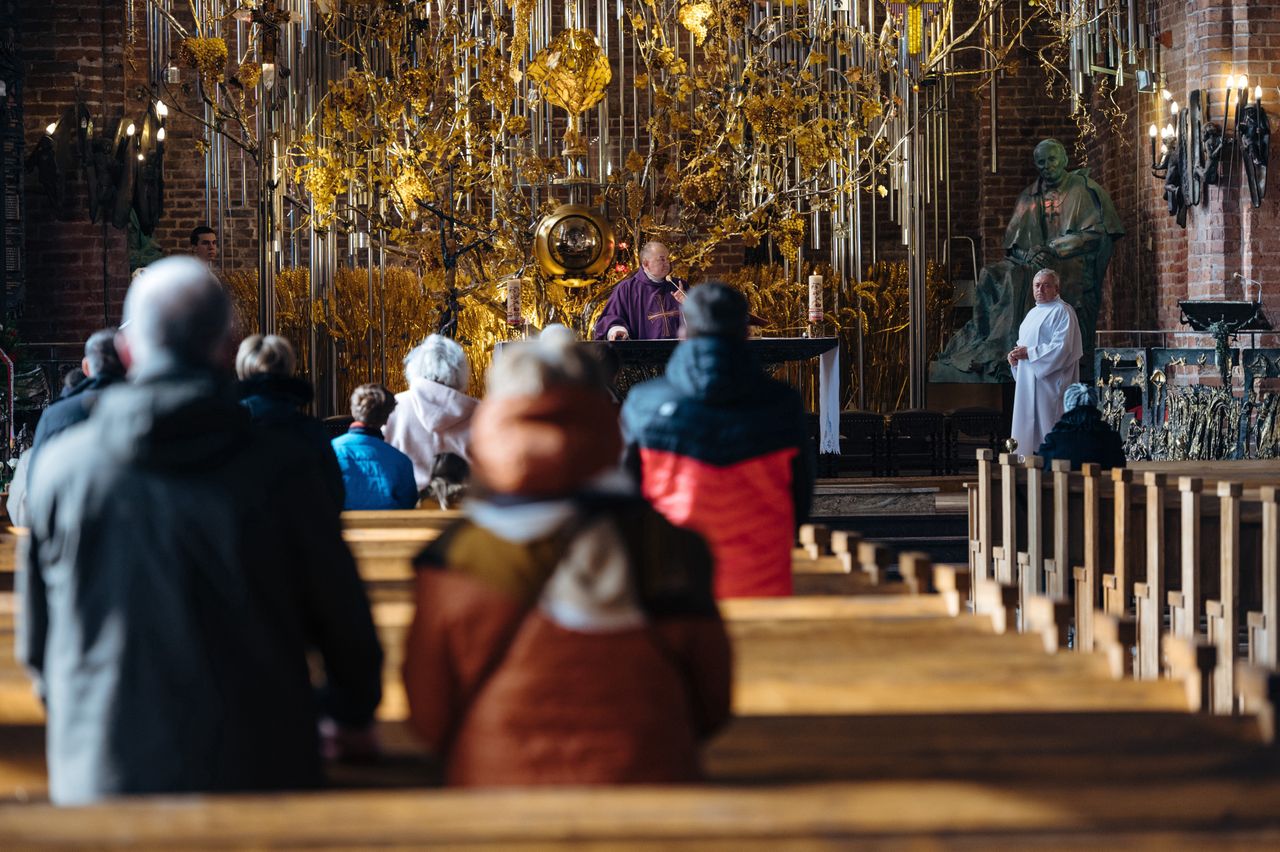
[1007,269,1083,454]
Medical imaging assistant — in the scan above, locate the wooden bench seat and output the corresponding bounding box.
[340,510,461,530]
[4,776,1280,847]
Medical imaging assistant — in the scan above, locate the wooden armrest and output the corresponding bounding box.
[1164,633,1217,713]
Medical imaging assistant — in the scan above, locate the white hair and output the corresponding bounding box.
[403,333,470,391]
[122,255,231,370]
[1033,268,1061,288]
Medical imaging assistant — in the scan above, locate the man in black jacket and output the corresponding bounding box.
[30,327,126,453]
[621,283,814,598]
[18,256,383,805]
[10,328,129,526]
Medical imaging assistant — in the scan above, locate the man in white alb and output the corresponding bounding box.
[1008,268,1083,455]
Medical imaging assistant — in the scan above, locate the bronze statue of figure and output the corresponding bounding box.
[931,138,1125,384]
[1164,137,1188,227]
[1199,121,1224,188]
[1239,104,1270,208]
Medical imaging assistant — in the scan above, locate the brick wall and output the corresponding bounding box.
[17,0,259,361]
[1110,0,1280,334]
[18,0,129,356]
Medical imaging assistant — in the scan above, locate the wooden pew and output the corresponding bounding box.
[4,559,1278,812]
[340,510,461,530]
[1169,477,1203,640]
[5,776,1280,848]
[1207,482,1243,714]
[1134,472,1171,679]
[1249,486,1280,669]
[983,460,1280,720]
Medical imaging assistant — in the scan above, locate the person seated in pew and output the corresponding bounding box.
[332,383,418,510]
[9,328,127,526]
[32,328,127,452]
[620,283,814,598]
[385,333,478,496]
[17,256,383,805]
[420,451,470,509]
[403,325,731,786]
[1035,383,1126,470]
[237,333,345,508]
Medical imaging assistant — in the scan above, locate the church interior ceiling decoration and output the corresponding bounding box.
[135,0,1149,410]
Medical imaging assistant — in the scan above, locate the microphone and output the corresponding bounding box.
[666,274,687,301]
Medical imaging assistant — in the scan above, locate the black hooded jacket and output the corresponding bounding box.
[237,373,345,507]
[1035,404,1127,471]
[31,371,126,453]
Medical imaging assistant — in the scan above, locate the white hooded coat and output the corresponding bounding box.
[384,378,479,492]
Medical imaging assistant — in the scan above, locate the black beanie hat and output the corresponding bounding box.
[682,282,749,338]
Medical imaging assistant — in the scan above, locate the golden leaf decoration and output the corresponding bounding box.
[678,2,714,45]
[526,28,612,116]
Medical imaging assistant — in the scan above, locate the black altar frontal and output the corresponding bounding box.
[598,337,841,458]
[499,337,841,456]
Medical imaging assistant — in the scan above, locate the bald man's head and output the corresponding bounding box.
[121,256,232,372]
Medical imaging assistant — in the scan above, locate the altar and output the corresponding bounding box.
[586,337,841,455]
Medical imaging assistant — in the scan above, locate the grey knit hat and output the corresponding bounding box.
[1063,383,1096,411]
[681,282,749,338]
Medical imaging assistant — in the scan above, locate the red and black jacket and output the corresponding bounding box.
[621,336,814,598]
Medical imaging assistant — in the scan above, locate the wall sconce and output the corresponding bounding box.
[1149,76,1270,214]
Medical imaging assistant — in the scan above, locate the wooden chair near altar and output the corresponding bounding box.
[945,407,1004,475]
[886,409,946,476]
[322,415,355,440]
[836,410,886,476]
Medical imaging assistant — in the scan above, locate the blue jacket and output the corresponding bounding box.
[332,426,419,510]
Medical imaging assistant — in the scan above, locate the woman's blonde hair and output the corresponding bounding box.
[235,334,296,380]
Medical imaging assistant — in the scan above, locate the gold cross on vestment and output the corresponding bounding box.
[648,306,680,337]
[648,289,682,337]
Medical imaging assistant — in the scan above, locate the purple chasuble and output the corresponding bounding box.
[592,269,687,340]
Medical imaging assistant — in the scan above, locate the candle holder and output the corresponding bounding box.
[1150,80,1270,210]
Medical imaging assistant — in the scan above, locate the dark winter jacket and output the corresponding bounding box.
[237,373,345,507]
[1035,404,1127,471]
[31,372,125,453]
[18,367,383,804]
[621,336,814,598]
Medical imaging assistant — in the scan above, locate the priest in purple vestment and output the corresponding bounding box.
[592,242,689,340]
